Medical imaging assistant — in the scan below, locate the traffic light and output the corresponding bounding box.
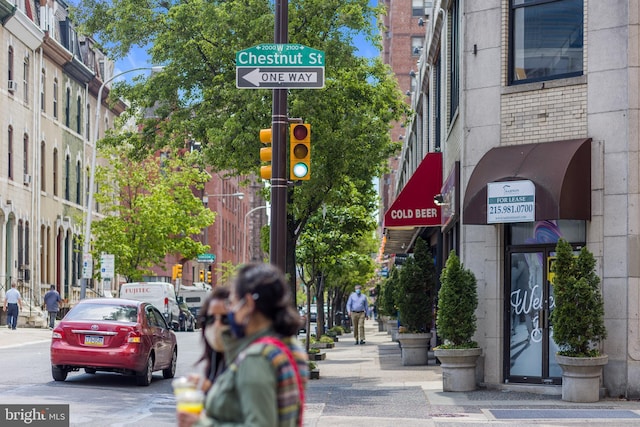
[175,264,183,279]
[206,271,212,284]
[259,128,272,180]
[199,270,205,281]
[171,265,178,280]
[289,123,310,181]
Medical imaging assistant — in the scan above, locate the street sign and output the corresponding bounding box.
[197,253,216,263]
[236,67,324,89]
[236,44,324,67]
[100,253,115,279]
[82,254,93,279]
[236,44,325,89]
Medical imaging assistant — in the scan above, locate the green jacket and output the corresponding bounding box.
[195,327,306,427]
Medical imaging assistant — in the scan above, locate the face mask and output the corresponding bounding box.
[356,289,361,295]
[227,300,247,339]
[204,324,227,352]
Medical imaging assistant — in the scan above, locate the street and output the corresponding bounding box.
[0,330,203,427]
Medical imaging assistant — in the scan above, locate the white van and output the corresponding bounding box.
[120,282,181,330]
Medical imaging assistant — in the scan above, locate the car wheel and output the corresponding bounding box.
[52,365,68,382]
[162,348,177,379]
[136,354,154,386]
[85,368,97,374]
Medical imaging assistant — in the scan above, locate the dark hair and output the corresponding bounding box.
[198,286,230,381]
[233,263,302,336]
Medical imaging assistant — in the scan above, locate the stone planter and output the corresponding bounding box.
[309,368,320,380]
[397,332,432,366]
[386,319,398,335]
[556,354,608,402]
[308,352,327,361]
[434,347,482,392]
[377,318,386,332]
[311,342,335,349]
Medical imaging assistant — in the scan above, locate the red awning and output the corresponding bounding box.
[384,152,442,229]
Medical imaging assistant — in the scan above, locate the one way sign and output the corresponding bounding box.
[236,67,324,89]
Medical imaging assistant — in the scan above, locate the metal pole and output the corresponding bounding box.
[81,66,162,299]
[270,0,289,272]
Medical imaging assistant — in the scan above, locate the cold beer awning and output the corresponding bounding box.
[383,152,442,254]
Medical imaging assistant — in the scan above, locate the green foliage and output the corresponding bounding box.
[92,144,215,281]
[436,251,478,347]
[308,361,317,370]
[328,325,344,335]
[550,239,607,357]
[379,266,399,317]
[396,238,436,333]
[319,335,334,344]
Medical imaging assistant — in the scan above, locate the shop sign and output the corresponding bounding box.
[487,180,535,223]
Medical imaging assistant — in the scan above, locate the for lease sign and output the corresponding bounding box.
[487,180,535,223]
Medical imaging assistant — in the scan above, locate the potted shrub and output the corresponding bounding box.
[380,267,400,337]
[396,238,436,366]
[434,250,482,391]
[309,361,320,380]
[551,238,607,402]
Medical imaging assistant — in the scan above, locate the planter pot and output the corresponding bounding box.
[386,319,398,336]
[434,347,482,392]
[311,342,335,349]
[309,368,320,380]
[397,332,432,366]
[377,318,386,332]
[556,354,608,402]
[308,352,327,361]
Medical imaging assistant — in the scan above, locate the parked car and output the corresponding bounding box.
[50,298,178,386]
[178,301,195,332]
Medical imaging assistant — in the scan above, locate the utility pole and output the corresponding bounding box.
[270,0,288,272]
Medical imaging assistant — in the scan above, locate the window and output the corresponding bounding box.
[65,88,70,127]
[23,134,28,175]
[53,78,58,119]
[41,142,46,191]
[449,1,460,120]
[76,95,82,134]
[53,148,58,196]
[412,0,425,16]
[76,160,81,204]
[23,57,29,104]
[40,69,45,112]
[86,104,90,139]
[65,154,70,200]
[510,0,583,84]
[7,126,13,180]
[8,46,13,82]
[411,37,424,57]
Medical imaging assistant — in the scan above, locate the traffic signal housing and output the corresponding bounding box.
[206,271,212,284]
[260,128,272,180]
[289,124,310,181]
[175,264,183,279]
[199,270,205,281]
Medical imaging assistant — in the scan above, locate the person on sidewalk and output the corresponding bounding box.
[347,285,369,345]
[43,285,62,329]
[3,282,23,330]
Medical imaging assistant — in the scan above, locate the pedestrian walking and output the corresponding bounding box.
[3,282,23,330]
[43,285,62,329]
[177,263,308,427]
[347,285,369,345]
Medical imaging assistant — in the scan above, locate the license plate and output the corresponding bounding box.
[84,335,104,346]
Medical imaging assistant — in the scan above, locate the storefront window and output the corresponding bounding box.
[508,220,585,246]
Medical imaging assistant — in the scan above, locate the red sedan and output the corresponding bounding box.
[50,298,178,386]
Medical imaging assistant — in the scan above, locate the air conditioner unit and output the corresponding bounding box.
[8,80,18,92]
[23,174,31,185]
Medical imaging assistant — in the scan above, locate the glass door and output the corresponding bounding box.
[506,249,561,384]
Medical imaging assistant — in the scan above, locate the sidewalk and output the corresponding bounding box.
[0,325,52,349]
[305,320,640,426]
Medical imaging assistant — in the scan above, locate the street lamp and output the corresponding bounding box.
[244,205,269,263]
[81,66,164,300]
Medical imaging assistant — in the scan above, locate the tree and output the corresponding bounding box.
[92,144,215,281]
[550,238,606,357]
[73,0,408,291]
[396,238,436,333]
[380,266,399,318]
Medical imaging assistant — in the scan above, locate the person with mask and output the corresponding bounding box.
[347,285,369,344]
[177,263,308,427]
[191,286,230,393]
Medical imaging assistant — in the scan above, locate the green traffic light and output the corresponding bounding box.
[292,162,309,178]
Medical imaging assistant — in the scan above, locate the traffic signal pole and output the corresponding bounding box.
[270,0,288,272]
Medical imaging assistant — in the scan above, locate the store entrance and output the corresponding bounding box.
[503,220,585,385]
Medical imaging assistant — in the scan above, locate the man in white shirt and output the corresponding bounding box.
[3,282,23,330]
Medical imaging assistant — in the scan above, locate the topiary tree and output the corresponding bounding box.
[436,250,478,348]
[550,238,607,357]
[380,266,399,317]
[396,238,436,333]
